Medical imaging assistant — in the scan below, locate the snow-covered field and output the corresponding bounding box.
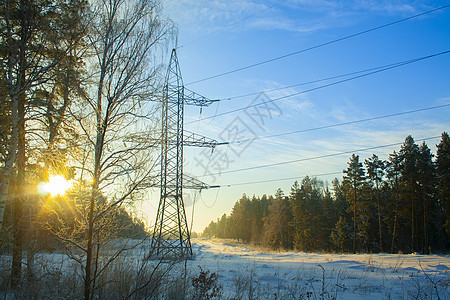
[189,239,450,299]
[1,239,449,299]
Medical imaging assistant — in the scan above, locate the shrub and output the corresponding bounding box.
[191,266,222,300]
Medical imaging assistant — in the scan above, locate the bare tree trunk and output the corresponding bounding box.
[0,144,17,231]
[0,0,21,232]
[353,181,357,254]
[11,78,26,289]
[411,178,415,252]
[390,177,400,254]
[424,201,429,254]
[375,180,383,252]
[391,213,397,254]
[0,112,18,231]
[84,188,96,300]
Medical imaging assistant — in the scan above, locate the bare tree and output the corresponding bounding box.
[45,0,173,299]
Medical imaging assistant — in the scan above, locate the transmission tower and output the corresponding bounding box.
[151,49,219,258]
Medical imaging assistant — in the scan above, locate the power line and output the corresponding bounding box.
[186,50,450,125]
[206,136,441,176]
[213,60,414,101]
[186,4,450,85]
[180,0,288,49]
[229,103,450,144]
[222,171,342,187]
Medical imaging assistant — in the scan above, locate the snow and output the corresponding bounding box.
[188,239,450,299]
[1,239,448,299]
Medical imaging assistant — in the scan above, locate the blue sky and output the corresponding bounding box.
[142,0,450,232]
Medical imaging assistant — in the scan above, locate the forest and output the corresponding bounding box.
[0,0,175,298]
[202,133,450,254]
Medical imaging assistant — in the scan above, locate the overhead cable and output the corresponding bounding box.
[228,103,450,144]
[221,171,343,187]
[186,50,450,125]
[206,135,441,176]
[213,60,416,101]
[186,4,450,85]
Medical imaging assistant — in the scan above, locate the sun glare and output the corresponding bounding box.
[39,175,72,196]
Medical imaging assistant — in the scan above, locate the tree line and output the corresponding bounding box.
[202,133,450,254]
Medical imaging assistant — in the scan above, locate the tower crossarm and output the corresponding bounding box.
[141,174,219,190]
[124,131,228,148]
[183,131,228,148]
[184,87,219,107]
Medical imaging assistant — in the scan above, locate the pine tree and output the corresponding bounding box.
[249,195,269,244]
[398,135,420,252]
[436,132,450,247]
[264,189,293,250]
[417,142,435,253]
[365,154,386,252]
[228,195,252,242]
[332,216,350,252]
[331,178,351,252]
[343,154,366,253]
[289,177,327,251]
[386,151,402,253]
[322,186,337,251]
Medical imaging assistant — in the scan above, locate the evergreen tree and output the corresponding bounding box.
[417,142,436,253]
[249,195,270,244]
[385,151,402,253]
[398,135,420,252]
[228,195,253,242]
[264,189,293,250]
[321,186,337,251]
[365,154,386,252]
[343,154,366,253]
[217,214,229,239]
[203,220,218,238]
[290,177,327,251]
[332,216,351,252]
[436,132,450,242]
[331,178,351,252]
[289,180,303,250]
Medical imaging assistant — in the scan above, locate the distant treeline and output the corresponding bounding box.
[202,133,450,254]
[0,189,147,253]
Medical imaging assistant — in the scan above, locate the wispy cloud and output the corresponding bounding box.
[163,0,267,34]
[236,115,447,175]
[246,18,327,33]
[354,1,417,15]
[162,0,340,36]
[162,0,428,38]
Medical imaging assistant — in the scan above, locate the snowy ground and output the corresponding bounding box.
[1,239,449,299]
[189,239,450,299]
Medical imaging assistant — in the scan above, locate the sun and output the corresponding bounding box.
[39,175,72,196]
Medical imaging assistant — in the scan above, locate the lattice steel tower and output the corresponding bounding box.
[151,49,218,258]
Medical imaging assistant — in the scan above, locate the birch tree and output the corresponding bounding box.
[45,1,173,299]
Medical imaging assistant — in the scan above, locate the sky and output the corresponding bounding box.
[141,0,450,232]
